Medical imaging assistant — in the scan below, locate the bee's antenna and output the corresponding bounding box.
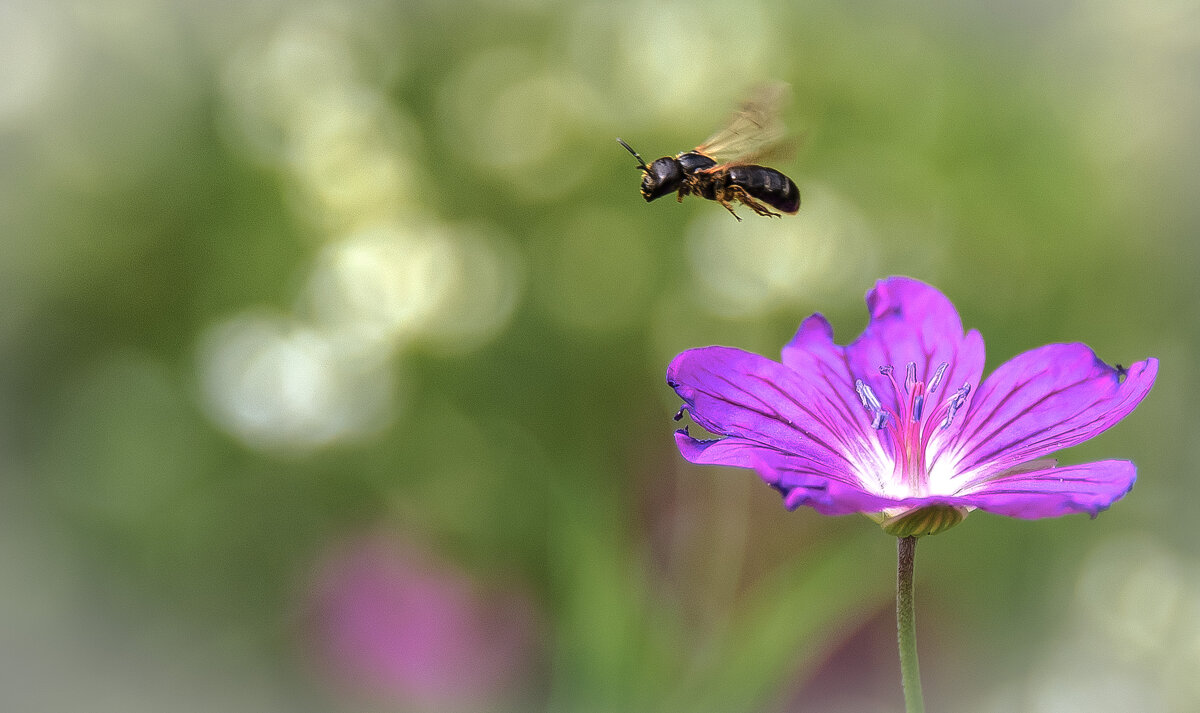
[616,138,649,171]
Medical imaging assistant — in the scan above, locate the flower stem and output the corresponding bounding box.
[897,535,925,713]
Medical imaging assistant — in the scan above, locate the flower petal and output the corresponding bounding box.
[956,460,1137,519]
[674,430,901,515]
[779,313,870,432]
[945,345,1157,481]
[781,313,845,374]
[678,432,1136,520]
[844,277,986,413]
[667,345,879,479]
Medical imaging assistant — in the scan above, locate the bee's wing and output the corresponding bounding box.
[694,82,790,164]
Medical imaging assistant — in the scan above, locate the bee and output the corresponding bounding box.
[617,83,800,221]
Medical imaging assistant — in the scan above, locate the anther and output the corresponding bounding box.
[905,363,917,393]
[928,363,949,392]
[855,380,889,430]
[939,384,971,430]
[855,379,881,412]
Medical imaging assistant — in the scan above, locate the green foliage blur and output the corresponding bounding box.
[1,0,1196,711]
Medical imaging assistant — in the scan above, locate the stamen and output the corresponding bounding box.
[928,363,948,392]
[855,380,889,430]
[855,379,881,412]
[939,383,971,430]
[852,359,976,496]
[880,365,904,403]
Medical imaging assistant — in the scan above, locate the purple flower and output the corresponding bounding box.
[304,533,540,708]
[667,277,1157,532]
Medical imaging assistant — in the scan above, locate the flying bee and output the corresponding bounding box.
[617,83,800,221]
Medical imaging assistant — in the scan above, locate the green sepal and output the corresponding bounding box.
[879,505,968,537]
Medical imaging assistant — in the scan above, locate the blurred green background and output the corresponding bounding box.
[1,1,1196,711]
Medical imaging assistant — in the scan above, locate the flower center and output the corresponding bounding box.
[854,362,971,494]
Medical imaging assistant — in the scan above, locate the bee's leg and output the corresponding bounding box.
[707,184,742,220]
[717,199,743,222]
[730,187,781,218]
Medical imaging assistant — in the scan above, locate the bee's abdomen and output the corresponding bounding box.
[727,165,800,214]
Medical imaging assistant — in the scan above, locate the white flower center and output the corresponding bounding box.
[854,362,971,497]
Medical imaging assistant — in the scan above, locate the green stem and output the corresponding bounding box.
[897,535,925,713]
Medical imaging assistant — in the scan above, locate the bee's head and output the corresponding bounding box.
[617,138,683,202]
[639,157,684,201]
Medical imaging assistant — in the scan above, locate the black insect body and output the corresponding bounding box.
[698,163,800,215]
[617,84,800,221]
